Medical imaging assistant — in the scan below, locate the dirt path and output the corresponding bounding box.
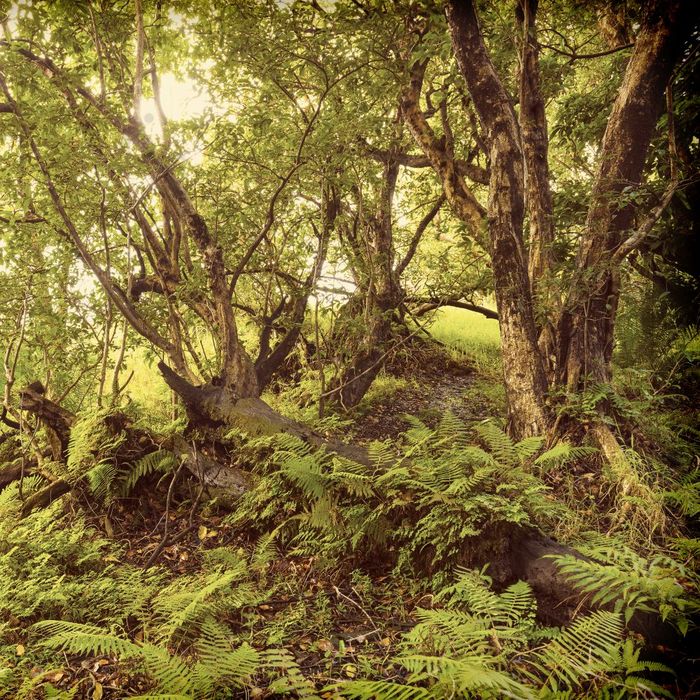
[348,350,491,443]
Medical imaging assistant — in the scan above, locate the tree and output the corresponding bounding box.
[400,0,698,441]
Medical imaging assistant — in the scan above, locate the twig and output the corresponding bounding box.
[333,585,377,632]
[144,456,186,568]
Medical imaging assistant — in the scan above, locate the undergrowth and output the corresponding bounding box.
[1,404,697,698]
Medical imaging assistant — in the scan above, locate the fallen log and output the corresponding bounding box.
[0,458,36,489]
[158,361,371,466]
[20,478,71,517]
[19,382,75,461]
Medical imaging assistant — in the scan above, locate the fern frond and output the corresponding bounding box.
[535,443,597,471]
[435,411,469,447]
[120,450,176,496]
[367,440,395,469]
[192,617,259,692]
[34,620,193,695]
[514,436,544,462]
[262,648,320,698]
[475,422,517,466]
[280,455,328,499]
[531,610,623,689]
[335,680,431,700]
[399,654,534,699]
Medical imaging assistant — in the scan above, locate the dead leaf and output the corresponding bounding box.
[198,525,208,540]
[317,639,334,653]
[16,644,25,656]
[103,515,114,537]
[93,682,103,700]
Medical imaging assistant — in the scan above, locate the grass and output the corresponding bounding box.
[121,346,172,421]
[424,306,501,377]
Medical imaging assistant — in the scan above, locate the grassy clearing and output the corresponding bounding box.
[424,306,501,377]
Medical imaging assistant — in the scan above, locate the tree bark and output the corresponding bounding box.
[517,0,558,376]
[328,160,405,409]
[255,184,338,391]
[557,0,698,392]
[445,0,549,439]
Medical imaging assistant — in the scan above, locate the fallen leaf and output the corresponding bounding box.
[16,644,25,656]
[317,639,334,653]
[343,663,357,678]
[198,525,208,540]
[103,515,114,537]
[93,682,103,700]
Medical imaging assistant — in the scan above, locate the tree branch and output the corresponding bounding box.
[395,194,445,276]
[612,181,680,264]
[408,297,499,320]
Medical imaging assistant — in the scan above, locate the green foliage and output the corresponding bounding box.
[34,619,260,699]
[67,408,126,483]
[550,535,699,634]
[0,505,161,628]
[119,449,178,497]
[230,414,561,572]
[152,551,262,643]
[339,568,670,700]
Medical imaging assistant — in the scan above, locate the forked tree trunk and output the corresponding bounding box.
[557,0,696,393]
[446,0,549,439]
[328,161,404,409]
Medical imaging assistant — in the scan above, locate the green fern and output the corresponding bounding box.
[262,649,321,698]
[153,566,258,641]
[33,618,261,698]
[66,408,125,483]
[535,442,598,472]
[335,680,431,700]
[120,449,177,496]
[530,610,624,690]
[549,537,698,633]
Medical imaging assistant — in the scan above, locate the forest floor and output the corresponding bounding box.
[2,310,698,699]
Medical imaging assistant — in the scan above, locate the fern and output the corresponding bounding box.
[399,654,534,699]
[153,566,257,641]
[535,442,598,471]
[120,449,177,496]
[475,421,518,466]
[335,680,431,700]
[66,408,125,483]
[549,538,698,633]
[530,610,624,690]
[34,618,261,698]
[263,649,321,699]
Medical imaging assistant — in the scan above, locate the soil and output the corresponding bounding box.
[349,347,489,443]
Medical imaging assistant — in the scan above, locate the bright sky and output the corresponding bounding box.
[138,73,218,165]
[140,74,212,124]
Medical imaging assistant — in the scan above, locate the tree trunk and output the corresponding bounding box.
[446,0,549,439]
[557,0,697,392]
[517,0,558,376]
[328,161,404,409]
[255,184,338,391]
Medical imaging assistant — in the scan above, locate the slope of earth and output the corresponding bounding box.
[348,342,503,443]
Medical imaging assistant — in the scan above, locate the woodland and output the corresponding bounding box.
[0,0,699,697]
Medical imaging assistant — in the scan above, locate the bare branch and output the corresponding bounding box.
[612,181,679,264]
[395,194,445,276]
